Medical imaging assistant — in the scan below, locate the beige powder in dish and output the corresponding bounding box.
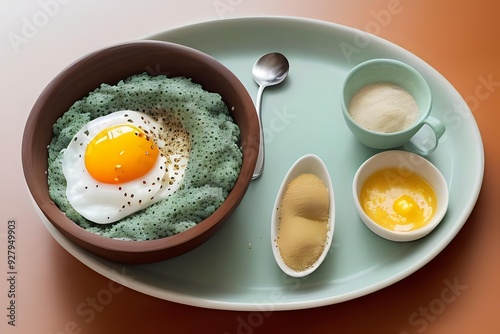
[277,173,329,272]
[348,82,420,133]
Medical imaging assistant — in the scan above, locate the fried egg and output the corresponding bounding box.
[62,110,190,224]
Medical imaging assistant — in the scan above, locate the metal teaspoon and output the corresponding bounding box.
[251,52,290,180]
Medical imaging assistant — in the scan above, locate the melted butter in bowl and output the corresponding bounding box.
[353,150,449,242]
[271,154,335,277]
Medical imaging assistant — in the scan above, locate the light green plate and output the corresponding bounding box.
[39,17,484,310]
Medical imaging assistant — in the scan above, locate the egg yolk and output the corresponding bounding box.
[84,124,160,184]
[360,168,436,232]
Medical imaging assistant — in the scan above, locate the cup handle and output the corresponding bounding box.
[404,116,446,156]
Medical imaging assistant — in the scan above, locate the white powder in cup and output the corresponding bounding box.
[348,82,420,133]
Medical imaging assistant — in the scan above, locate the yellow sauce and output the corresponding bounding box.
[360,168,436,232]
[277,173,329,272]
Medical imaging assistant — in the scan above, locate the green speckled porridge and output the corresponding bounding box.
[47,73,242,241]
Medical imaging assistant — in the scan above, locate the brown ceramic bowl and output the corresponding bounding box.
[22,40,259,264]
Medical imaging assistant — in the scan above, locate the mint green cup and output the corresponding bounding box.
[341,59,445,156]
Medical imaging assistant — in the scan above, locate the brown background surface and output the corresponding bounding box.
[1,0,499,333]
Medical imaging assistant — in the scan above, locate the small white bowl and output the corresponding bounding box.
[352,150,449,242]
[271,154,335,277]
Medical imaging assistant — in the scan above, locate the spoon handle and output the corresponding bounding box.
[252,85,265,179]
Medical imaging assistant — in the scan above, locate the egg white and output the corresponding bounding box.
[62,110,187,224]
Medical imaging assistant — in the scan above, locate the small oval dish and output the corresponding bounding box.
[352,150,449,242]
[271,154,335,277]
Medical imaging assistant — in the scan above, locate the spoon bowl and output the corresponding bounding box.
[252,52,290,179]
[253,53,290,87]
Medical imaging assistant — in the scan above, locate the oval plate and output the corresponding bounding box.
[39,17,484,310]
